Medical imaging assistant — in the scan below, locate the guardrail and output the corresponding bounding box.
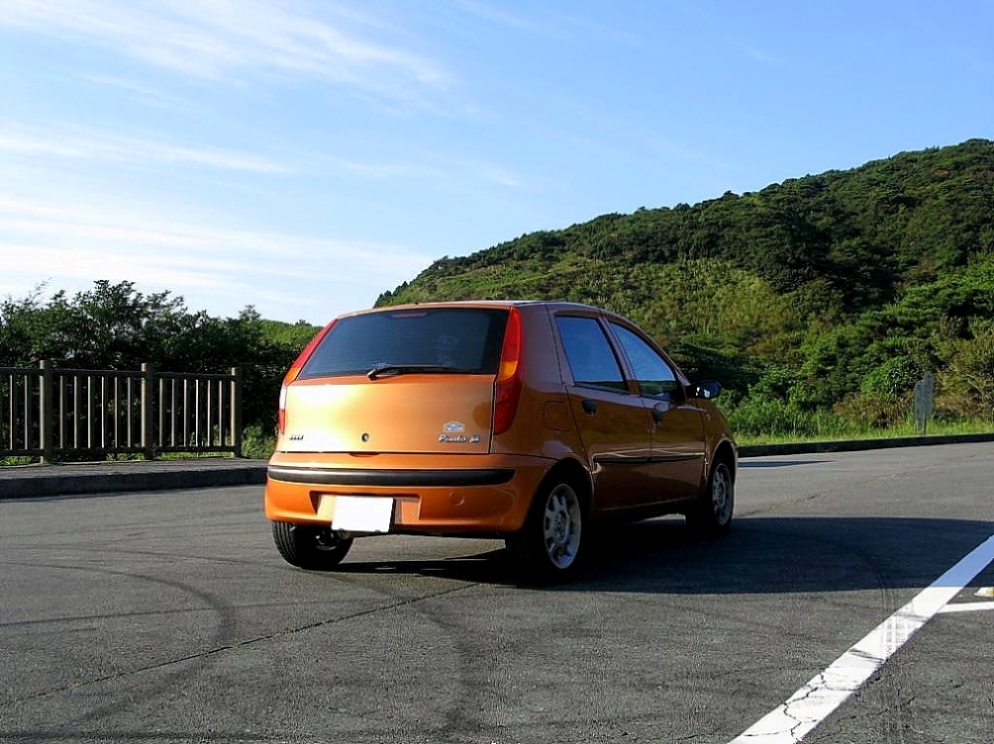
[1,362,242,462]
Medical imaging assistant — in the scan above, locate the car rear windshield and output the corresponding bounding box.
[297,308,509,379]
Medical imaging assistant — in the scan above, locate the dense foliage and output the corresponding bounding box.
[0,281,320,434]
[378,139,994,437]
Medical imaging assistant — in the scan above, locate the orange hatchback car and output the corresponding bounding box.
[265,301,736,580]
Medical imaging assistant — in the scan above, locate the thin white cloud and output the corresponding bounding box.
[1,240,383,291]
[0,123,292,174]
[2,0,449,98]
[0,192,435,320]
[304,148,523,188]
[746,47,781,64]
[76,73,188,108]
[337,159,446,181]
[550,11,645,47]
[0,194,430,272]
[480,166,521,188]
[1,243,246,291]
[532,99,728,175]
[448,0,642,47]
[642,136,729,171]
[446,0,538,30]
[0,124,522,206]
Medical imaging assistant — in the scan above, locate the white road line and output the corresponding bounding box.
[938,602,994,614]
[729,533,994,744]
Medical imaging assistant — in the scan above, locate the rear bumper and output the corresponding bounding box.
[264,452,553,535]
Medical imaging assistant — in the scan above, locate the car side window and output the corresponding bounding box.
[610,323,682,400]
[556,316,628,392]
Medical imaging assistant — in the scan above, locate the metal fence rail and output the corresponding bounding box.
[1,362,242,461]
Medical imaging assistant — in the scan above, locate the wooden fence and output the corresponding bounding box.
[1,362,242,462]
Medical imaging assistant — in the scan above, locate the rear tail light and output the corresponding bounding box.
[278,319,336,434]
[493,307,523,435]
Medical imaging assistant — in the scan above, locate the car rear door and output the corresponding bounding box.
[553,313,655,514]
[607,321,706,504]
[281,307,505,455]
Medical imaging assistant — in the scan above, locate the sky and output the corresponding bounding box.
[1,1,992,326]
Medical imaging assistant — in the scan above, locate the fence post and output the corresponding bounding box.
[39,360,54,464]
[914,372,935,436]
[230,367,243,458]
[141,363,155,460]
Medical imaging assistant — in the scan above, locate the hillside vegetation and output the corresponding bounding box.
[377,139,994,438]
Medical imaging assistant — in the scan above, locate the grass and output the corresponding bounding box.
[733,418,993,446]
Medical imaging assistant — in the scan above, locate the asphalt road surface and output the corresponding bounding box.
[2,443,992,744]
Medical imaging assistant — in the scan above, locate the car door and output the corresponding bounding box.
[608,321,706,504]
[554,314,654,514]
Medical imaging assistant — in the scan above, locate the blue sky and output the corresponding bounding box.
[1,1,992,325]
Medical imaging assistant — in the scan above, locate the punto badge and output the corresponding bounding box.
[438,421,479,444]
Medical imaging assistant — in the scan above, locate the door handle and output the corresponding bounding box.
[581,399,598,415]
[652,407,666,422]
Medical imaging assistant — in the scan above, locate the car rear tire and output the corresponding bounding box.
[686,459,734,537]
[271,521,354,570]
[506,477,586,583]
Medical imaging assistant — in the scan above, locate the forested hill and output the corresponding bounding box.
[377,139,994,436]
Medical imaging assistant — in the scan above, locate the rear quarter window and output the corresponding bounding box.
[555,315,628,392]
[298,308,507,378]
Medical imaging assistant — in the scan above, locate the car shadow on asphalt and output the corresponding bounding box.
[738,459,828,468]
[335,548,517,584]
[333,515,994,593]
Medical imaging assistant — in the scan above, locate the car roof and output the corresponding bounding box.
[337,299,608,319]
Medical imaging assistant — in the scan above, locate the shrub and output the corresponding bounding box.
[726,396,851,439]
[241,425,276,460]
[859,356,922,397]
[832,392,911,430]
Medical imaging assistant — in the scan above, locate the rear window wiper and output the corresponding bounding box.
[366,363,474,380]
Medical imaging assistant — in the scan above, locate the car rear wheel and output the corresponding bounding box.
[506,478,585,582]
[271,521,354,570]
[686,460,734,537]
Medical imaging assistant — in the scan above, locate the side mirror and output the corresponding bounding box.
[687,381,722,400]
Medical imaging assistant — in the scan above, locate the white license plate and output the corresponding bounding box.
[331,496,393,533]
